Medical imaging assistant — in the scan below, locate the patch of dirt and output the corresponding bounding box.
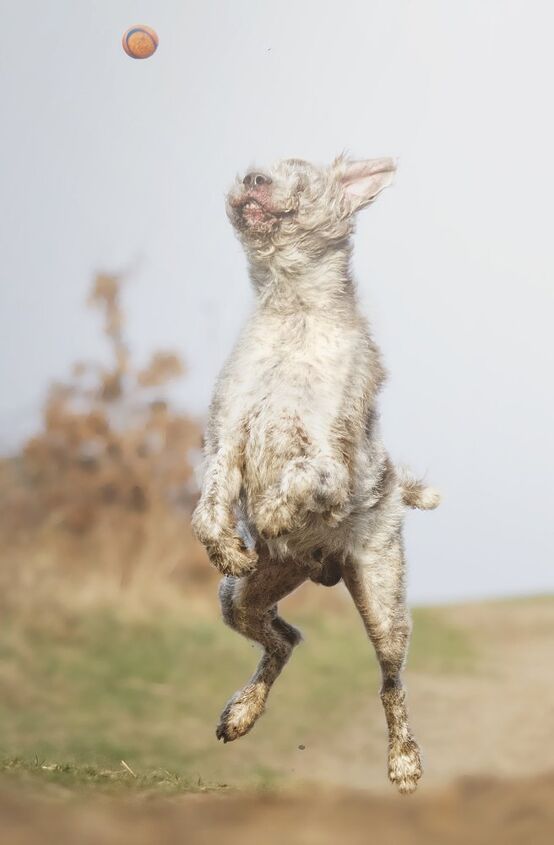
[276,595,554,791]
[0,774,552,845]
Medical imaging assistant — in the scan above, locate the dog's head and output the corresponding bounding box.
[226,155,396,262]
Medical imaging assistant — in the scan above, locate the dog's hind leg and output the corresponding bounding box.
[342,533,422,794]
[216,553,307,743]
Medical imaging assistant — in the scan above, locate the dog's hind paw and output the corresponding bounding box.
[216,684,266,742]
[388,738,422,794]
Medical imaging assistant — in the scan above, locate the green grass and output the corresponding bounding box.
[411,607,476,673]
[0,602,475,794]
[0,757,215,795]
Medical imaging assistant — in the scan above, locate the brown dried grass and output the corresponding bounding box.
[0,272,214,611]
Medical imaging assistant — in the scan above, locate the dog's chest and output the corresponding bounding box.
[234,316,356,439]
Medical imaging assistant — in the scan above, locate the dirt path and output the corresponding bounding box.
[0,773,552,845]
[287,596,554,790]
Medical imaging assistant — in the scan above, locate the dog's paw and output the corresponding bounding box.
[216,684,266,743]
[193,503,257,576]
[255,492,297,539]
[191,500,226,547]
[388,738,422,794]
[207,536,258,578]
[310,460,350,512]
[282,456,349,519]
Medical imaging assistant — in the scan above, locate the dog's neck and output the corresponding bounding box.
[247,241,357,318]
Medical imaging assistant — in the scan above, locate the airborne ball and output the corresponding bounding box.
[122,25,159,59]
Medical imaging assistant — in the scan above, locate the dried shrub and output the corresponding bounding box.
[0,272,211,609]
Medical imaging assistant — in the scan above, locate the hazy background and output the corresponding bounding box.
[1,0,552,603]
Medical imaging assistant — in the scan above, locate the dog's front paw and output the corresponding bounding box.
[300,462,351,528]
[309,459,350,513]
[193,501,258,576]
[207,536,258,577]
[255,492,297,539]
[191,500,225,547]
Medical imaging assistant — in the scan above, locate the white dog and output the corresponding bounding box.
[192,155,439,793]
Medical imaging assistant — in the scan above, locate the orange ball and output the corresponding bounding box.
[122,25,159,60]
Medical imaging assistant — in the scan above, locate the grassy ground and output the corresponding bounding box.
[0,594,553,845]
[0,596,475,795]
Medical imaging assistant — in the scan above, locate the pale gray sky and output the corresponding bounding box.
[1,1,552,602]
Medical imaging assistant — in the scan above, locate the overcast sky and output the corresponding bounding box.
[1,1,552,602]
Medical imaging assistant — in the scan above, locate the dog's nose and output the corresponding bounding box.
[243,172,272,188]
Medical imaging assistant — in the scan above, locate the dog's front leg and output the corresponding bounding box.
[192,441,257,577]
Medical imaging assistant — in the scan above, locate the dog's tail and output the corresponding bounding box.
[398,467,441,511]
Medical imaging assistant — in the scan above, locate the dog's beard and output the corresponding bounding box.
[238,201,278,236]
[242,200,271,226]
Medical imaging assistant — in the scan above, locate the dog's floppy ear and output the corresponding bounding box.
[334,156,397,214]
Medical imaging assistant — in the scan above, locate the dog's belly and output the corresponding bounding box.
[242,400,315,491]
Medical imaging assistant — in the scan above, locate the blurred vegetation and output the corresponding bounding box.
[0,272,210,610]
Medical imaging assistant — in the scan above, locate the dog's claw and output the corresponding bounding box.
[215,724,229,743]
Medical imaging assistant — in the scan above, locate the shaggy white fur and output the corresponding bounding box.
[192,155,439,793]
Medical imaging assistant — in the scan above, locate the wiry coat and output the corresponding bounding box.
[192,155,439,794]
